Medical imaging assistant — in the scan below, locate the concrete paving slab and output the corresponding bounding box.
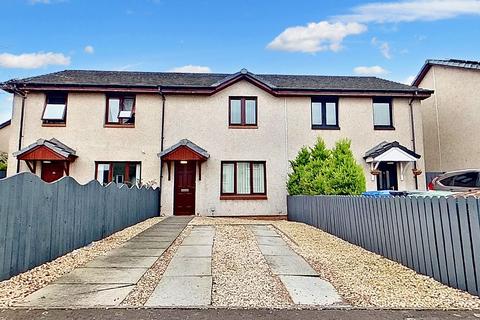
[279,275,343,305]
[163,257,211,276]
[255,236,287,246]
[139,230,181,236]
[17,284,135,307]
[175,245,212,257]
[84,256,158,268]
[130,235,177,242]
[251,229,280,237]
[106,247,166,257]
[182,236,214,246]
[55,267,147,284]
[258,244,296,256]
[264,255,317,276]
[122,241,171,249]
[145,276,212,307]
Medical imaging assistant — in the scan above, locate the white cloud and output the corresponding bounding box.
[337,0,480,23]
[0,52,70,69]
[403,75,416,85]
[84,45,94,54]
[354,65,389,75]
[169,65,212,73]
[267,21,367,53]
[371,37,392,59]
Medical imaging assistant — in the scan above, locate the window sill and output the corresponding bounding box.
[42,123,66,127]
[374,125,395,131]
[311,125,340,130]
[104,124,135,128]
[220,195,268,200]
[228,125,258,129]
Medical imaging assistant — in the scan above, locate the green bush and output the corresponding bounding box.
[287,138,366,195]
[0,152,7,171]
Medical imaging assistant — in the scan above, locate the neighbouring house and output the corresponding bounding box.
[1,69,431,216]
[0,119,11,153]
[413,59,480,183]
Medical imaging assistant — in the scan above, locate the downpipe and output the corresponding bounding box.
[158,86,166,215]
[409,91,419,190]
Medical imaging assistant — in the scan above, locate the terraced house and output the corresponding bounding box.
[1,69,431,216]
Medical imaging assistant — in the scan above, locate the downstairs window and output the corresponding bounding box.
[221,161,266,198]
[95,162,141,186]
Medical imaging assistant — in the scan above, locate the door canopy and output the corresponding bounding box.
[13,138,77,162]
[158,139,210,161]
[364,141,420,163]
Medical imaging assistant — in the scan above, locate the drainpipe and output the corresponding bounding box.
[409,91,419,189]
[158,86,166,215]
[5,84,28,173]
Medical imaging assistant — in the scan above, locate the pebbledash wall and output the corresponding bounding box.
[7,80,426,216]
[417,65,480,173]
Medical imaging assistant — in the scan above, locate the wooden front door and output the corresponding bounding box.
[41,162,65,183]
[174,161,196,215]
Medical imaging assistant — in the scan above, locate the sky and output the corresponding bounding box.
[0,0,479,122]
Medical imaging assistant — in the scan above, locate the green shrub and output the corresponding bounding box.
[287,138,366,195]
[0,152,7,171]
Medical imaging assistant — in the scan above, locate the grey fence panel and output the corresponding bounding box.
[287,194,480,296]
[0,172,159,281]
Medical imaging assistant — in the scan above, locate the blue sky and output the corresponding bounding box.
[0,0,479,122]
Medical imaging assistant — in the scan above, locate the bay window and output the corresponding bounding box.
[229,97,257,127]
[106,95,135,125]
[221,161,266,199]
[95,161,141,186]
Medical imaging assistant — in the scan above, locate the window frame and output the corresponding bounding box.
[228,96,258,128]
[41,92,68,126]
[94,161,141,186]
[220,160,267,200]
[373,97,394,130]
[310,96,339,130]
[105,94,136,127]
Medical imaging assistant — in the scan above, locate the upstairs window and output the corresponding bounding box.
[311,97,339,129]
[106,95,135,125]
[373,97,394,129]
[229,97,257,127]
[42,92,67,125]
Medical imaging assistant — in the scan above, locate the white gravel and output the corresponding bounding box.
[211,224,292,308]
[273,220,480,309]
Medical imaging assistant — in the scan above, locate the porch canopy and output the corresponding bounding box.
[364,141,420,180]
[158,139,210,180]
[13,138,77,174]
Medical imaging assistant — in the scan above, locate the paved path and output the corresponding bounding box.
[250,225,344,306]
[16,216,192,308]
[145,226,214,307]
[2,308,479,320]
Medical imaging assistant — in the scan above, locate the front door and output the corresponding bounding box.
[174,161,196,215]
[377,162,398,190]
[41,161,65,183]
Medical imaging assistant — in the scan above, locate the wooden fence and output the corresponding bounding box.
[287,195,480,296]
[0,172,159,281]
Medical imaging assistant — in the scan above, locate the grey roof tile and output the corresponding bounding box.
[158,139,210,159]
[2,69,430,93]
[13,138,76,158]
[364,141,420,159]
